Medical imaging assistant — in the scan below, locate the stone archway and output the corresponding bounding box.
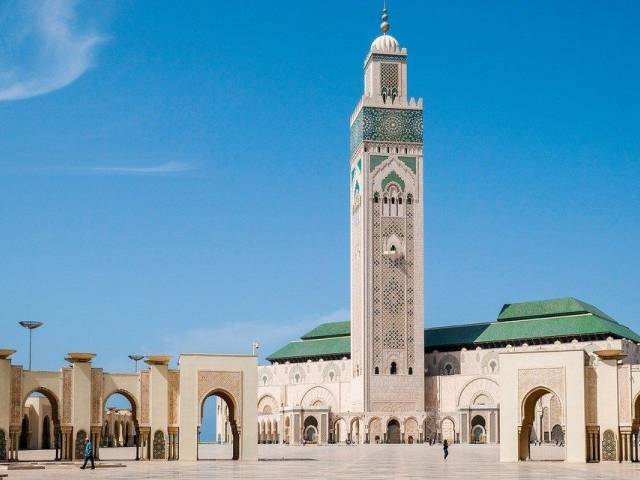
[102,389,141,461]
[200,389,240,460]
[20,387,62,461]
[387,419,401,444]
[471,415,486,444]
[519,387,564,461]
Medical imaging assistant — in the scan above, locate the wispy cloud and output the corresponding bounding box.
[157,309,350,361]
[68,161,196,176]
[13,161,197,177]
[0,0,103,101]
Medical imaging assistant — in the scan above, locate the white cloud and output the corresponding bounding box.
[157,309,350,361]
[0,0,103,101]
[70,161,196,176]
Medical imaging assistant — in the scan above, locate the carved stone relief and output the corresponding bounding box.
[10,366,22,426]
[62,368,73,424]
[198,371,242,420]
[91,368,103,425]
[168,370,180,426]
[140,371,150,425]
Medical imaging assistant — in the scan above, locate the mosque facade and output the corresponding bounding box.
[252,10,640,464]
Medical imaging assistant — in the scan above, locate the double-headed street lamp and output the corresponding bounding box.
[128,354,144,372]
[18,321,43,371]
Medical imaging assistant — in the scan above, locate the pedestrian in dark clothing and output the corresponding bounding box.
[443,439,449,461]
[81,439,95,470]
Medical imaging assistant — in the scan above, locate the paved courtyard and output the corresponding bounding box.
[6,444,640,479]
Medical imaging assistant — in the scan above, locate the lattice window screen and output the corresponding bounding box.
[381,63,399,91]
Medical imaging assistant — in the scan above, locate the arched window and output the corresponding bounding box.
[294,374,300,384]
[373,193,379,203]
[408,367,413,375]
[444,363,453,375]
[374,367,379,375]
[390,362,397,375]
[383,197,388,204]
[407,194,413,205]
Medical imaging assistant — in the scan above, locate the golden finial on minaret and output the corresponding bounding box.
[380,2,390,34]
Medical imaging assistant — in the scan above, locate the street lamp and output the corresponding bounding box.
[18,321,43,371]
[128,354,144,372]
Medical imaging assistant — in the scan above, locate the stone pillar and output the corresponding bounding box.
[595,350,625,462]
[144,355,171,460]
[66,353,95,460]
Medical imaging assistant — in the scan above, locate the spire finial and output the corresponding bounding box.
[380,1,390,35]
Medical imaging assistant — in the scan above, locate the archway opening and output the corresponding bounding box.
[387,419,401,444]
[519,388,565,461]
[334,419,347,444]
[471,415,486,444]
[303,416,318,444]
[101,392,139,461]
[19,389,61,461]
[199,391,239,460]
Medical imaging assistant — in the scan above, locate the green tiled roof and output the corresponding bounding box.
[476,313,640,343]
[266,336,350,362]
[424,323,491,349]
[267,298,640,361]
[301,321,350,340]
[497,297,615,323]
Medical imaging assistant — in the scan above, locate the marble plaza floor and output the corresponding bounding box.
[7,444,640,479]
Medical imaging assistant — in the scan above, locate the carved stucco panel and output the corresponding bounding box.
[62,368,73,424]
[140,371,150,425]
[168,370,180,426]
[198,371,243,421]
[91,368,103,425]
[371,401,416,413]
[10,366,22,426]
[585,367,598,425]
[518,367,564,417]
[618,366,632,425]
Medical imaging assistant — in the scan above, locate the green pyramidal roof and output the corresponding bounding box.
[301,321,350,340]
[266,298,640,362]
[497,297,616,323]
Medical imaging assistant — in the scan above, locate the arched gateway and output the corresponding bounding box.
[0,350,257,462]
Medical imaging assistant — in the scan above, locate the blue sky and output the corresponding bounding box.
[1,0,639,378]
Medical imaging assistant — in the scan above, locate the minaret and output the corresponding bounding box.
[350,6,424,414]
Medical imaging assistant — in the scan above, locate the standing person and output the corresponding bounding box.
[443,438,449,462]
[80,438,95,470]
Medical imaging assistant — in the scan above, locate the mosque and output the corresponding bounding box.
[246,8,640,464]
[2,7,639,466]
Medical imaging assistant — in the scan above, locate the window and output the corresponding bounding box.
[408,367,413,375]
[374,367,379,375]
[374,193,379,203]
[406,194,413,205]
[262,376,268,386]
[390,362,397,375]
[294,374,300,383]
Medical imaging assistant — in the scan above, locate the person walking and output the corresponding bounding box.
[443,438,449,462]
[80,438,95,470]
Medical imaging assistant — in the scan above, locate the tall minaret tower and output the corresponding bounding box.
[350,7,424,415]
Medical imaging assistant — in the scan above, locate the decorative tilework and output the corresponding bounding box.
[365,53,407,71]
[382,171,405,191]
[369,155,388,172]
[399,156,417,174]
[351,107,423,156]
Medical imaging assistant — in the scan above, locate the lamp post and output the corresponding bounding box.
[128,354,144,372]
[18,321,43,371]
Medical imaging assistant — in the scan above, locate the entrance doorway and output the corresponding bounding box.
[519,388,566,461]
[387,419,401,444]
[199,391,238,460]
[101,392,139,461]
[471,415,486,444]
[303,416,318,444]
[18,390,61,462]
